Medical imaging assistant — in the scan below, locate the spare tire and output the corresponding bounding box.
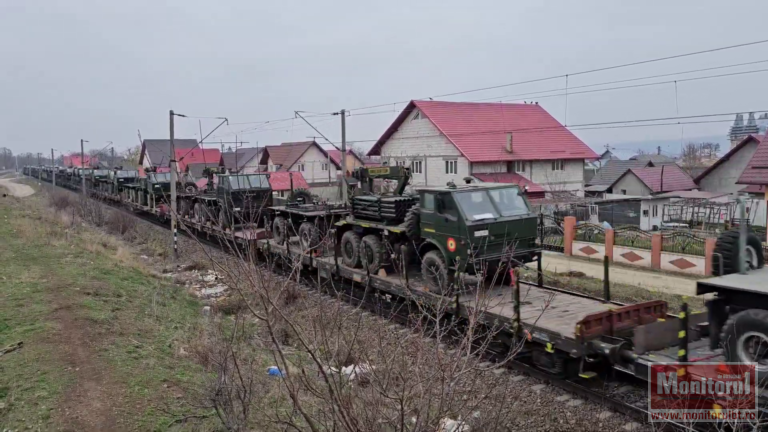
[403,206,420,242]
[712,230,765,276]
[289,188,313,204]
[720,309,768,375]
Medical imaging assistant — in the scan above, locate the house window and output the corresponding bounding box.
[621,189,627,195]
[551,160,565,171]
[652,205,658,218]
[643,209,649,217]
[411,111,421,121]
[297,164,305,172]
[279,191,285,198]
[509,160,525,173]
[321,163,329,171]
[396,160,406,167]
[445,160,457,174]
[411,160,422,174]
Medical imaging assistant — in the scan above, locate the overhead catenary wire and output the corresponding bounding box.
[343,38,768,113]
[341,110,767,144]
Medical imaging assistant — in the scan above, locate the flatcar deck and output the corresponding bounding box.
[460,287,614,340]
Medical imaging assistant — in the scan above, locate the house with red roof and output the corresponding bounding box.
[327,149,365,175]
[260,141,340,186]
[609,165,696,196]
[366,100,598,195]
[63,154,97,168]
[175,148,221,174]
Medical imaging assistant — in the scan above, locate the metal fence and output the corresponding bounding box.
[538,214,564,253]
[661,232,707,256]
[574,223,605,244]
[614,226,653,250]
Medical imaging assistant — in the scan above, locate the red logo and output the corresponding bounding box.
[648,362,757,423]
[446,238,456,252]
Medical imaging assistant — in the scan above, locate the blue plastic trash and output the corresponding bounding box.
[267,366,284,377]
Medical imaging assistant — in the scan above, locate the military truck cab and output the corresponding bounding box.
[416,183,539,285]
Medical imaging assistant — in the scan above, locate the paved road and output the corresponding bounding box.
[541,252,697,297]
[0,175,35,197]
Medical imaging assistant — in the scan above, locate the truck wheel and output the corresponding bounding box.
[219,208,231,231]
[299,221,321,251]
[180,199,190,218]
[289,188,313,204]
[273,216,288,245]
[713,230,765,275]
[721,309,768,374]
[403,206,420,241]
[361,235,385,274]
[422,250,454,295]
[341,231,362,268]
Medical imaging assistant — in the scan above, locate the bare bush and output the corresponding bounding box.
[169,210,542,432]
[76,196,107,227]
[105,209,137,237]
[48,189,74,212]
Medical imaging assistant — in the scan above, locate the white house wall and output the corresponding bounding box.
[289,145,338,186]
[528,160,584,192]
[612,174,651,196]
[698,140,760,193]
[379,109,465,189]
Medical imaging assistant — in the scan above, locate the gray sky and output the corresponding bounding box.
[2,0,767,159]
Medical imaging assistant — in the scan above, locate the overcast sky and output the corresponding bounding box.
[2,0,767,159]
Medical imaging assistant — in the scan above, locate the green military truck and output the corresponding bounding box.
[335,166,540,294]
[190,171,272,231]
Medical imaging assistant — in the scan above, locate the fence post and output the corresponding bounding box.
[651,233,662,270]
[604,228,614,262]
[537,251,544,287]
[678,302,689,366]
[563,216,576,256]
[603,255,610,302]
[704,237,716,276]
[514,267,521,338]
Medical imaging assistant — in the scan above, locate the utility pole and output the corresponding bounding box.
[111,147,115,168]
[51,149,56,187]
[657,146,661,156]
[340,109,348,205]
[80,139,87,195]
[170,110,178,259]
[37,153,41,182]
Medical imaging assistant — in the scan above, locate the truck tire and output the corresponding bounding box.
[180,199,191,218]
[713,230,765,276]
[341,231,362,268]
[403,206,420,241]
[720,309,768,374]
[361,235,385,274]
[273,216,288,245]
[422,250,454,295]
[289,188,313,204]
[299,221,321,251]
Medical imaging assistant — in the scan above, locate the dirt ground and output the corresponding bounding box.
[0,175,35,197]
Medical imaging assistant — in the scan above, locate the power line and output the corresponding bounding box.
[343,110,765,144]
[468,59,768,103]
[346,38,768,113]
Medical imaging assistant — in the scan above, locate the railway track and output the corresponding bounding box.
[37,181,707,430]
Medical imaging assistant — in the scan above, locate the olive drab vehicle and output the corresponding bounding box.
[87,168,111,192]
[190,168,272,231]
[123,170,172,212]
[104,169,140,198]
[336,165,540,294]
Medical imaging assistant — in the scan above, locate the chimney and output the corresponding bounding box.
[506,133,513,153]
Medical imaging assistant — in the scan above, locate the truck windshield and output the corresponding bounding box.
[150,173,171,182]
[116,171,137,178]
[488,187,529,217]
[454,187,529,221]
[227,175,269,190]
[93,170,109,176]
[454,191,500,221]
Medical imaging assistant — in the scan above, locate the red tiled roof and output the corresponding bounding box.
[737,135,768,185]
[327,149,361,168]
[367,100,598,162]
[175,148,221,173]
[694,134,763,184]
[63,155,97,168]
[260,141,332,171]
[472,172,546,193]
[267,172,310,191]
[620,165,696,193]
